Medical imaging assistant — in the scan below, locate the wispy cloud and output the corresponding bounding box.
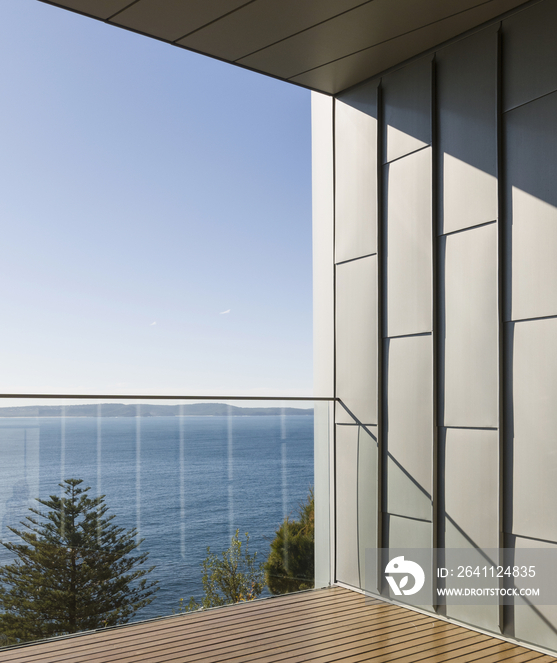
[150,321,157,326]
[219,309,231,315]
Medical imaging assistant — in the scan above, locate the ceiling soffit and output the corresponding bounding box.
[39,0,530,94]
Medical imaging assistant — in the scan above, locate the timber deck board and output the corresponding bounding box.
[0,587,553,662]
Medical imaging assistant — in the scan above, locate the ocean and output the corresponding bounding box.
[0,414,314,620]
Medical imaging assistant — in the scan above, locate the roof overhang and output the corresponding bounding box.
[38,0,531,94]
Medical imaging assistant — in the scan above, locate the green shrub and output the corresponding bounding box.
[265,488,314,594]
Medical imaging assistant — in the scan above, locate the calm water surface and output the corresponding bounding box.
[0,415,313,620]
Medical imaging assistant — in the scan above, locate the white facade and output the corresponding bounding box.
[313,0,557,652]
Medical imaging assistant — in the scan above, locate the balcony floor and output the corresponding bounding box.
[0,587,554,663]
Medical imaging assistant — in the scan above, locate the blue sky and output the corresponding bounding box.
[0,1,313,398]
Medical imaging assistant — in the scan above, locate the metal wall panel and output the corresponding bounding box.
[505,92,557,321]
[382,57,431,163]
[336,424,359,588]
[335,81,378,263]
[386,514,432,550]
[442,549,499,631]
[385,148,432,337]
[437,27,498,235]
[511,318,557,542]
[386,335,433,522]
[443,428,500,631]
[444,428,499,549]
[443,518,500,632]
[441,223,499,428]
[358,425,378,591]
[336,256,377,425]
[445,599,499,635]
[312,93,335,399]
[510,535,557,652]
[502,0,557,111]
[386,515,432,611]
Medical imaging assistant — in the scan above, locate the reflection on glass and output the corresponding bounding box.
[0,399,323,647]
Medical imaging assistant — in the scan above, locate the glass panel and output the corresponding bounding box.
[0,398,329,647]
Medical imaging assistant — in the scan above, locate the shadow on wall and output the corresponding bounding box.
[333,0,557,649]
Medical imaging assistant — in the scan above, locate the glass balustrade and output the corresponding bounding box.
[0,397,331,647]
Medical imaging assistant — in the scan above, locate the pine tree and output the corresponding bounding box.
[264,488,314,594]
[0,478,158,646]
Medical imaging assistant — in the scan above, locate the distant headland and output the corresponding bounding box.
[0,403,313,418]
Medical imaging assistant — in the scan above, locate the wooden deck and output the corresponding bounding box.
[0,587,554,663]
